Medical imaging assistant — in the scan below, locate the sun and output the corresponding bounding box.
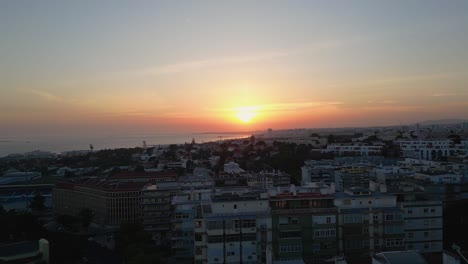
[236,107,257,123]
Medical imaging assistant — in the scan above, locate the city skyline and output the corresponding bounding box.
[2,1,468,137]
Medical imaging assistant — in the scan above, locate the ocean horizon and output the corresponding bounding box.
[0,132,251,157]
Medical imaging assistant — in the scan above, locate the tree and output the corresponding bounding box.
[115,222,163,263]
[79,208,93,228]
[448,134,461,144]
[29,194,46,211]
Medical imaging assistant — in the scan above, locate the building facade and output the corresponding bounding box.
[194,189,271,264]
[270,191,338,263]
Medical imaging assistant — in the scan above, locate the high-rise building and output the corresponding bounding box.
[334,187,405,263]
[193,189,271,264]
[269,189,338,263]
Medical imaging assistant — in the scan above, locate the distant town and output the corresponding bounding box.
[1,121,468,264]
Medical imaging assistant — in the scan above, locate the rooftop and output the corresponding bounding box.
[0,240,39,257]
[108,171,177,179]
[270,192,333,200]
[55,178,147,192]
[373,251,428,264]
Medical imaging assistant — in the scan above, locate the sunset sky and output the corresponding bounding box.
[2,1,468,137]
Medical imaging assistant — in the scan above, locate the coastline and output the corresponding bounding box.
[0,133,250,157]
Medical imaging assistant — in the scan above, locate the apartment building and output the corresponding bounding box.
[269,188,338,263]
[325,144,383,156]
[334,167,373,192]
[301,162,335,185]
[170,188,212,264]
[194,189,271,264]
[334,187,405,263]
[141,181,180,245]
[53,179,145,226]
[396,139,468,160]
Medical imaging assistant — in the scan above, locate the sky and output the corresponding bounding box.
[1,0,468,137]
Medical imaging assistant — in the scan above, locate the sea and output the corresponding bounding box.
[0,132,250,157]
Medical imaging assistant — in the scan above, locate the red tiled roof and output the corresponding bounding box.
[55,179,147,192]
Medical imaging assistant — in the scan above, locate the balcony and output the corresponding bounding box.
[278,224,301,231]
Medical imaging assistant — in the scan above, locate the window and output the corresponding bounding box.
[363,227,369,235]
[408,232,414,238]
[227,251,235,256]
[242,219,256,228]
[407,210,413,214]
[279,217,288,225]
[314,229,336,238]
[279,244,302,253]
[385,212,403,221]
[279,231,302,239]
[344,214,362,224]
[313,215,336,225]
[386,239,404,248]
[290,217,299,225]
[424,231,429,237]
[431,208,435,213]
[385,225,404,234]
[423,208,429,213]
[233,204,237,209]
[207,235,222,243]
[374,239,380,247]
[207,220,223,230]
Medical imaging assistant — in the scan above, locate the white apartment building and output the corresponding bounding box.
[400,199,443,253]
[334,187,405,259]
[413,172,462,184]
[194,189,271,264]
[325,144,383,156]
[301,164,335,185]
[397,139,468,160]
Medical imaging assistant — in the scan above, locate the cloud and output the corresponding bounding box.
[430,92,460,97]
[139,51,289,76]
[210,101,344,113]
[329,72,464,89]
[29,89,64,102]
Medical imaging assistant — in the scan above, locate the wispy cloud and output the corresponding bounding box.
[140,51,289,76]
[430,92,462,97]
[210,101,343,113]
[329,72,464,89]
[29,89,64,102]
